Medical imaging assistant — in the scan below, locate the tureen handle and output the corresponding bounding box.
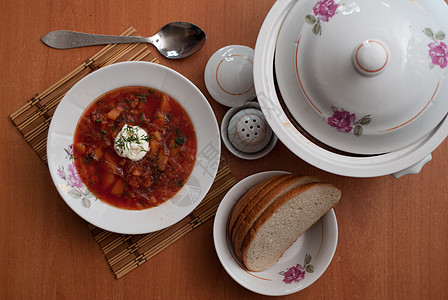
[392,154,432,179]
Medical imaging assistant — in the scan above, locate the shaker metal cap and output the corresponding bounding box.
[221,102,277,160]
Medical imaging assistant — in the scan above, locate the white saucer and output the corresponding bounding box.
[205,45,256,107]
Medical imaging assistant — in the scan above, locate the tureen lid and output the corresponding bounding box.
[275,0,448,154]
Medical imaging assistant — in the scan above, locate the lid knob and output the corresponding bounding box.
[353,40,389,76]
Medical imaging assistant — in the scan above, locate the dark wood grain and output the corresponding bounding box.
[1,0,447,299]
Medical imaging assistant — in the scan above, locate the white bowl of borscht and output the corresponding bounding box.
[47,61,221,234]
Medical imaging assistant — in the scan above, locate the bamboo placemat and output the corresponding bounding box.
[9,27,236,278]
[10,27,158,162]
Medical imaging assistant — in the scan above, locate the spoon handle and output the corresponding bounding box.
[41,30,151,49]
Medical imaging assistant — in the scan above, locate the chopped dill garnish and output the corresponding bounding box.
[174,137,185,147]
[82,153,95,164]
[140,113,146,123]
[114,125,149,154]
[141,134,151,142]
[137,94,148,103]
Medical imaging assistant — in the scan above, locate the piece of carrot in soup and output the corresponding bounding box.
[110,179,124,195]
[106,108,120,120]
[159,94,172,113]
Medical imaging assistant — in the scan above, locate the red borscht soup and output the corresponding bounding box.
[73,86,197,210]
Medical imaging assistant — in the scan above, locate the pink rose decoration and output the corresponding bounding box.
[66,163,83,188]
[282,264,306,284]
[428,41,448,69]
[67,144,74,156]
[313,0,338,22]
[57,167,65,179]
[328,109,356,133]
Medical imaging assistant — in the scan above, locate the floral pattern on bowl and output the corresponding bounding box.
[327,106,371,137]
[423,28,447,69]
[56,144,98,208]
[305,0,340,36]
[279,253,314,284]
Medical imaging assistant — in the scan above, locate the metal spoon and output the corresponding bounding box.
[41,22,207,59]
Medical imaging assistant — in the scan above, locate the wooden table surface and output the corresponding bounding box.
[1,0,447,299]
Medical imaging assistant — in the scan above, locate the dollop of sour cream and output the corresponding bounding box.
[114,124,150,161]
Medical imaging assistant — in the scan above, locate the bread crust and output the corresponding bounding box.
[241,183,341,272]
[233,175,319,261]
[230,174,292,246]
[228,174,285,242]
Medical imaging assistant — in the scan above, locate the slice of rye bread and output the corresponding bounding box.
[233,175,320,261]
[241,182,341,272]
[230,174,293,245]
[228,174,286,241]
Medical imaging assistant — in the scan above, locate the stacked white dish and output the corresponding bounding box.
[254,0,448,177]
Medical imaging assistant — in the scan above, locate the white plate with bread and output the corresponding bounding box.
[213,171,340,296]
